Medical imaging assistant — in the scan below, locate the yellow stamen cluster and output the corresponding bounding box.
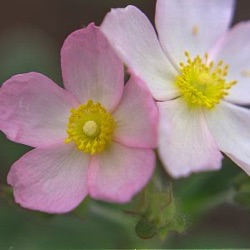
[65,100,115,155]
[175,52,237,109]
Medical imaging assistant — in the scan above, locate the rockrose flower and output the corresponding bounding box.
[101,0,250,178]
[0,24,157,213]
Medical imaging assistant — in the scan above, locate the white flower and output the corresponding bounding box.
[101,0,250,177]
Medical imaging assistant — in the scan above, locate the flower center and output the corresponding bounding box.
[83,120,99,137]
[65,100,115,155]
[175,52,237,109]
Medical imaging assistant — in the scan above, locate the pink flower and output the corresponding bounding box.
[0,24,158,213]
[101,0,250,178]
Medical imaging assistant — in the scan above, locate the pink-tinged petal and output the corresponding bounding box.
[158,99,223,178]
[210,22,250,104]
[101,6,179,101]
[7,142,90,213]
[112,75,158,148]
[88,142,155,203]
[205,101,250,176]
[156,0,235,63]
[61,23,123,112]
[0,72,78,147]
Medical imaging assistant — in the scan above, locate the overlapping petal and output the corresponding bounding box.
[113,75,158,148]
[88,142,155,203]
[158,99,223,178]
[61,23,124,112]
[0,72,78,147]
[210,22,250,105]
[156,0,235,63]
[101,5,179,101]
[205,101,250,175]
[7,142,90,213]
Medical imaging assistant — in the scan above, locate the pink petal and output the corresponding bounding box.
[88,142,155,203]
[156,0,235,64]
[205,101,250,175]
[210,22,250,105]
[113,75,158,148]
[101,6,179,101]
[61,23,124,112]
[7,142,90,213]
[158,99,223,178]
[0,72,78,147]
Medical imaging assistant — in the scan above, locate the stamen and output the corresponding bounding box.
[175,52,236,109]
[65,100,115,155]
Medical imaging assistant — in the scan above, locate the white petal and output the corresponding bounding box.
[158,99,223,178]
[101,5,178,101]
[210,22,250,104]
[205,101,250,175]
[156,0,235,63]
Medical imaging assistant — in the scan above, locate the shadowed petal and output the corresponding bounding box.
[88,142,155,203]
[113,75,158,148]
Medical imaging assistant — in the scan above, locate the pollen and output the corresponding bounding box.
[192,25,199,36]
[241,69,250,78]
[175,52,237,109]
[65,100,115,155]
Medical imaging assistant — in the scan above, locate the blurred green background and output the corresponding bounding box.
[0,0,250,249]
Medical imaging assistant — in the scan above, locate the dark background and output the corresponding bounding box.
[0,0,250,249]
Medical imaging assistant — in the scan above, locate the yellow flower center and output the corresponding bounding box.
[83,120,99,137]
[175,52,237,109]
[65,100,115,155]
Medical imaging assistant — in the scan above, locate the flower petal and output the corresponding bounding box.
[101,5,178,101]
[112,75,158,148]
[205,101,250,175]
[210,22,250,104]
[156,0,235,63]
[158,99,223,178]
[7,142,90,213]
[61,23,124,111]
[0,72,78,147]
[88,142,155,203]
